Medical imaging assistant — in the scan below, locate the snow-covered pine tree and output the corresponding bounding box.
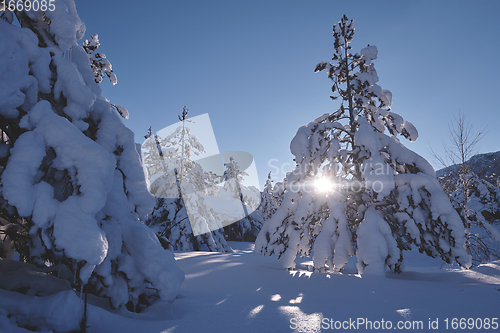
[141,126,165,181]
[0,0,184,312]
[144,109,230,252]
[255,15,471,275]
[181,161,229,250]
[205,170,224,196]
[433,113,500,264]
[447,174,500,263]
[221,157,263,241]
[271,178,286,214]
[143,126,195,251]
[258,172,284,222]
[258,172,276,222]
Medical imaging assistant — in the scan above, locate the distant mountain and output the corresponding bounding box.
[436,151,500,185]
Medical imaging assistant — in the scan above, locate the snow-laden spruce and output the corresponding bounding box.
[255,15,471,274]
[144,116,262,247]
[0,0,184,312]
[433,113,500,265]
[222,157,263,241]
[258,172,283,222]
[440,171,500,263]
[144,110,230,252]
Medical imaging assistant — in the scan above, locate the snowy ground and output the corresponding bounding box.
[2,242,499,332]
[82,242,500,333]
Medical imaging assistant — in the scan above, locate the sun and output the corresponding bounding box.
[313,177,335,193]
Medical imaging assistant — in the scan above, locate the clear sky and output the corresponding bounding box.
[76,0,500,187]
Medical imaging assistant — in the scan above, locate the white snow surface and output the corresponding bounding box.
[3,242,498,332]
[360,45,378,62]
[0,289,83,333]
[356,208,400,275]
[44,0,86,52]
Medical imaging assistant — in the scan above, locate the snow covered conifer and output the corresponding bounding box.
[258,172,285,223]
[143,126,197,251]
[0,0,184,312]
[255,15,471,274]
[221,157,263,241]
[434,113,500,264]
[144,109,230,252]
[258,172,277,222]
[447,174,500,263]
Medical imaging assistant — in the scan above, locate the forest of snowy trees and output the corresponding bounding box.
[0,2,499,332]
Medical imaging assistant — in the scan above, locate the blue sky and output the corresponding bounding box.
[76,0,500,188]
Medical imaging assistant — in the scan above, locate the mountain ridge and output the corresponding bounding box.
[436,150,500,185]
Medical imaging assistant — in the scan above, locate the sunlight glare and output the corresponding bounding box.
[314,177,335,193]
